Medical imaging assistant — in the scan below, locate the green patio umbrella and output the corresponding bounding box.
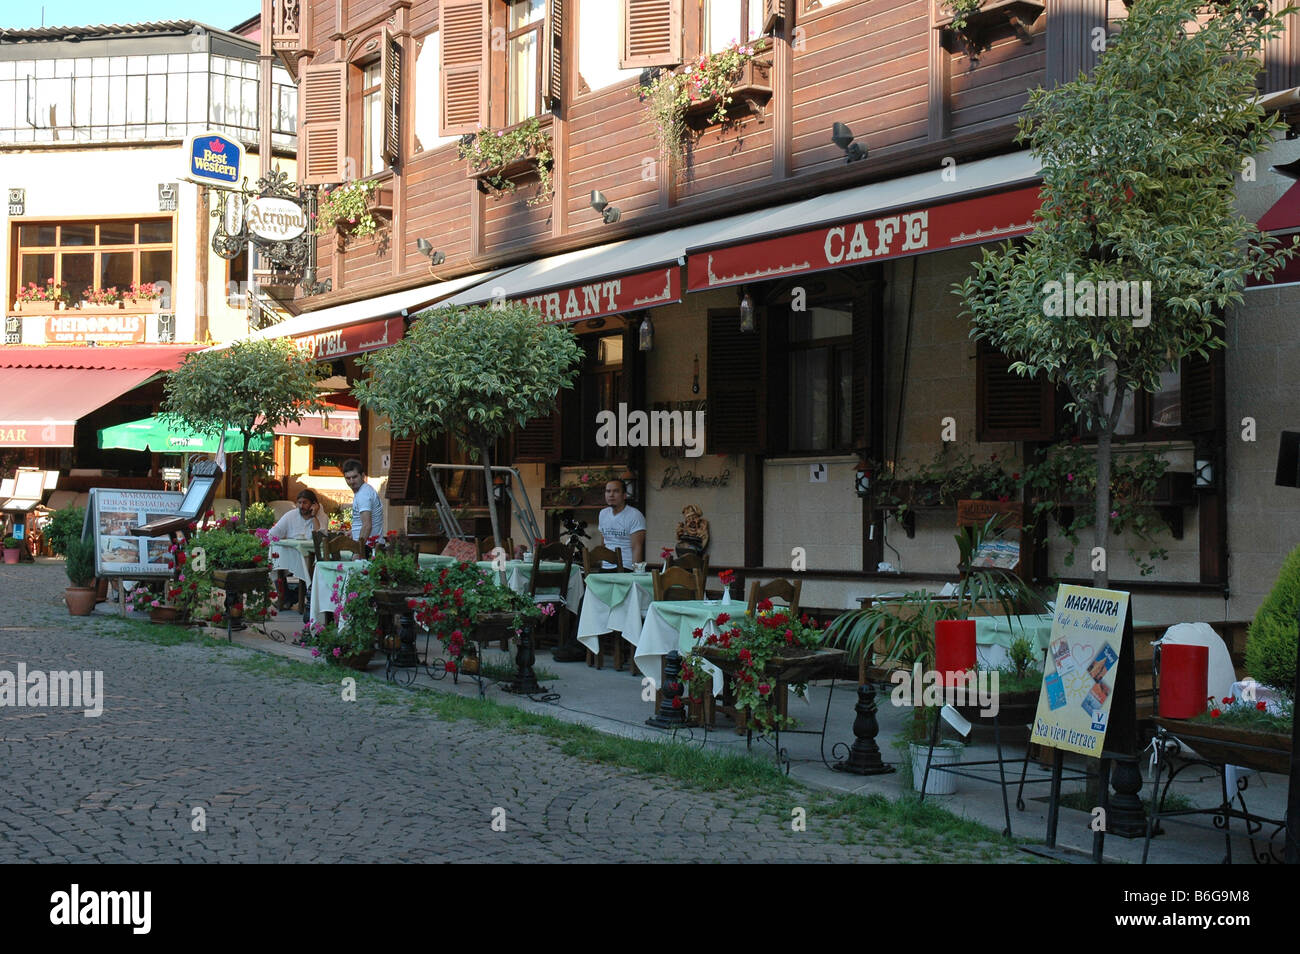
[97,415,272,454]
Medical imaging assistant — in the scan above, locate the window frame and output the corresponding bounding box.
[10,215,176,311]
[357,59,385,179]
[308,437,361,477]
[785,302,854,455]
[1084,366,1192,444]
[505,0,547,125]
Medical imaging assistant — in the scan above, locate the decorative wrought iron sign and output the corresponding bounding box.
[209,168,327,300]
[158,182,178,212]
[156,312,175,343]
[8,188,24,216]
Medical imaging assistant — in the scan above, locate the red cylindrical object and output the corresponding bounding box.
[935,619,977,681]
[1159,644,1209,719]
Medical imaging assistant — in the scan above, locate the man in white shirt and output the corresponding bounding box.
[270,489,324,611]
[343,459,385,545]
[598,479,645,568]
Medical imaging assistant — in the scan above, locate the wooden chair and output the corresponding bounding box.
[668,551,709,581]
[651,566,704,601]
[313,530,355,562]
[747,578,802,617]
[529,542,575,651]
[580,546,631,669]
[582,545,626,574]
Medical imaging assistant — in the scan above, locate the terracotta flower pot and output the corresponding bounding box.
[2,548,19,564]
[65,587,97,616]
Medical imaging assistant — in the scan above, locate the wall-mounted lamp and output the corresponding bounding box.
[638,312,654,351]
[590,189,621,224]
[738,288,755,333]
[831,122,868,163]
[1272,157,1300,180]
[854,461,873,498]
[415,237,446,265]
[1195,456,1214,489]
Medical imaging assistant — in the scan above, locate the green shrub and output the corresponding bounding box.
[1246,544,1300,698]
[223,501,276,530]
[47,505,86,556]
[3,536,19,548]
[64,537,96,587]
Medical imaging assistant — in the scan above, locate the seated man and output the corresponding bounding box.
[269,489,325,609]
[598,479,645,569]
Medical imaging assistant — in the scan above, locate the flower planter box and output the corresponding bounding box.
[699,646,846,684]
[683,57,773,127]
[468,153,552,196]
[76,303,127,313]
[1154,717,1292,776]
[934,0,1045,64]
[366,185,394,217]
[541,485,606,509]
[13,301,67,314]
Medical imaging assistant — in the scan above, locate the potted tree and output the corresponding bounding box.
[353,302,583,583]
[63,537,98,615]
[162,337,326,520]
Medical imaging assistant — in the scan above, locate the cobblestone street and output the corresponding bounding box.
[0,563,1027,863]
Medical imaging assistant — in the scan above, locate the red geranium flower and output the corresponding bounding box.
[1256,701,1268,711]
[1222,696,1234,704]
[672,697,683,709]
[715,613,730,625]
[757,598,774,612]
[758,683,770,696]
[1211,708,1222,718]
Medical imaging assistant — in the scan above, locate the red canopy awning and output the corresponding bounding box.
[0,367,157,447]
[271,404,361,441]
[1258,182,1300,234]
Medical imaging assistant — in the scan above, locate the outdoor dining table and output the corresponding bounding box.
[474,559,585,608]
[307,552,456,624]
[268,537,318,587]
[634,598,741,695]
[576,571,654,657]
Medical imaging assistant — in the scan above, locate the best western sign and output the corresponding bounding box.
[185,130,242,187]
[687,185,1043,291]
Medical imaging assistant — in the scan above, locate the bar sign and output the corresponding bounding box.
[8,187,24,215]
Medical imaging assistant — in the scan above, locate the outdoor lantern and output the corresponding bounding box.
[1195,456,1214,488]
[831,122,867,162]
[854,461,872,497]
[590,189,621,224]
[638,313,654,351]
[738,290,755,332]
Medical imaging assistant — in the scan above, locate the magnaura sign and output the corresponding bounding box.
[246,197,308,241]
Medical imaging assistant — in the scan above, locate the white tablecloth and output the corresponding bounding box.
[270,537,316,583]
[576,572,653,655]
[476,560,585,608]
[634,598,737,694]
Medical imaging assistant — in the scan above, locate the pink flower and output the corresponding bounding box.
[332,647,341,658]
[1066,473,1075,482]
[311,648,321,657]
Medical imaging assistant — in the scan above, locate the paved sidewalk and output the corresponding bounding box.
[0,562,1021,863]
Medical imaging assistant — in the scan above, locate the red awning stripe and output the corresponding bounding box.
[0,367,157,447]
[0,344,201,371]
[686,185,1043,292]
[1258,181,1300,235]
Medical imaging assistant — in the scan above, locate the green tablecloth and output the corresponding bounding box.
[973,614,1056,651]
[584,572,653,608]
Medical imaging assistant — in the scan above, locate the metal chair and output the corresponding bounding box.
[747,578,802,617]
[651,566,704,601]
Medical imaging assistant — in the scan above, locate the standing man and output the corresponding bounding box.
[343,459,385,546]
[598,478,645,568]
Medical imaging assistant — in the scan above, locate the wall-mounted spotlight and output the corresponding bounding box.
[831,122,867,163]
[590,189,622,224]
[738,287,755,333]
[416,237,445,265]
[1272,156,1300,180]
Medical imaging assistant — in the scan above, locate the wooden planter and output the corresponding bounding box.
[934,0,1045,64]
[77,302,127,312]
[699,646,847,684]
[468,153,552,198]
[541,485,605,509]
[149,605,184,624]
[13,300,66,314]
[1154,717,1293,776]
[683,57,774,127]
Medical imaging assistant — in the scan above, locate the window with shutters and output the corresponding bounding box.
[703,0,766,53]
[508,0,546,124]
[360,61,385,177]
[975,341,1056,442]
[707,311,765,454]
[309,438,358,477]
[1090,354,1219,441]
